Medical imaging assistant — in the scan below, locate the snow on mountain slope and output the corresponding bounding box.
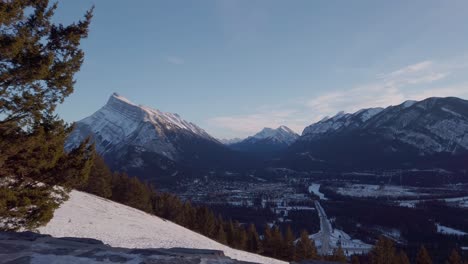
[66,93,217,160]
[219,138,244,145]
[38,191,286,264]
[302,107,383,137]
[250,126,299,145]
[301,97,468,154]
[229,126,299,157]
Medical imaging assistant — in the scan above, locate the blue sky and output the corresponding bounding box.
[55,0,468,139]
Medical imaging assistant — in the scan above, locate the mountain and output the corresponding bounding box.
[230,126,299,158]
[38,190,286,264]
[67,93,251,184]
[284,97,468,170]
[219,137,244,145]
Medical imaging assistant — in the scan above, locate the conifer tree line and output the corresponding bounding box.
[356,236,468,264]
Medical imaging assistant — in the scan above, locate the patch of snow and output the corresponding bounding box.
[398,196,468,209]
[248,175,267,182]
[39,191,286,264]
[356,108,384,122]
[337,184,419,198]
[218,138,243,145]
[402,100,417,108]
[436,224,467,236]
[441,107,463,118]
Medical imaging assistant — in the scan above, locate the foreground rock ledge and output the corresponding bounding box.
[0,232,254,264]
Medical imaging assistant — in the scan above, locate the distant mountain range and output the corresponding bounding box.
[283,97,468,170]
[229,126,299,158]
[68,94,468,185]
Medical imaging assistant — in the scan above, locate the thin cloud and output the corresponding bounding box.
[207,59,468,138]
[208,109,305,137]
[166,56,185,65]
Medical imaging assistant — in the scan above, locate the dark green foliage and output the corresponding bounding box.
[396,251,410,264]
[447,249,462,264]
[0,0,93,231]
[282,226,295,261]
[416,246,432,264]
[196,207,216,237]
[226,220,236,247]
[81,155,112,198]
[262,225,275,257]
[331,246,347,263]
[0,1,92,125]
[110,172,152,213]
[352,255,361,264]
[215,220,227,244]
[233,222,248,250]
[246,223,262,253]
[370,236,397,264]
[294,230,318,261]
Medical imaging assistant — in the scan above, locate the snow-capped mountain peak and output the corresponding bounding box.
[103,93,212,138]
[67,93,219,162]
[252,126,299,144]
[302,107,383,137]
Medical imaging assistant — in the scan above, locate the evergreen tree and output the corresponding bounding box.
[295,230,318,261]
[235,225,248,250]
[416,246,432,264]
[352,255,361,264]
[246,224,262,253]
[81,155,112,198]
[226,220,236,247]
[181,201,196,229]
[370,236,396,264]
[271,226,284,258]
[282,226,296,261]
[446,249,462,264]
[0,0,93,230]
[215,222,227,244]
[263,225,275,257]
[110,173,152,213]
[331,246,347,263]
[396,251,410,264]
[196,207,216,237]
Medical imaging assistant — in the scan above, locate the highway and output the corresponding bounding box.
[314,200,332,255]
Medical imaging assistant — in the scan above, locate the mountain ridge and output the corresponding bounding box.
[285,96,468,170]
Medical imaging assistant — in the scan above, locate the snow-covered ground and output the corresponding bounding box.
[308,184,327,200]
[337,184,420,198]
[436,224,467,236]
[398,196,468,208]
[38,191,286,264]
